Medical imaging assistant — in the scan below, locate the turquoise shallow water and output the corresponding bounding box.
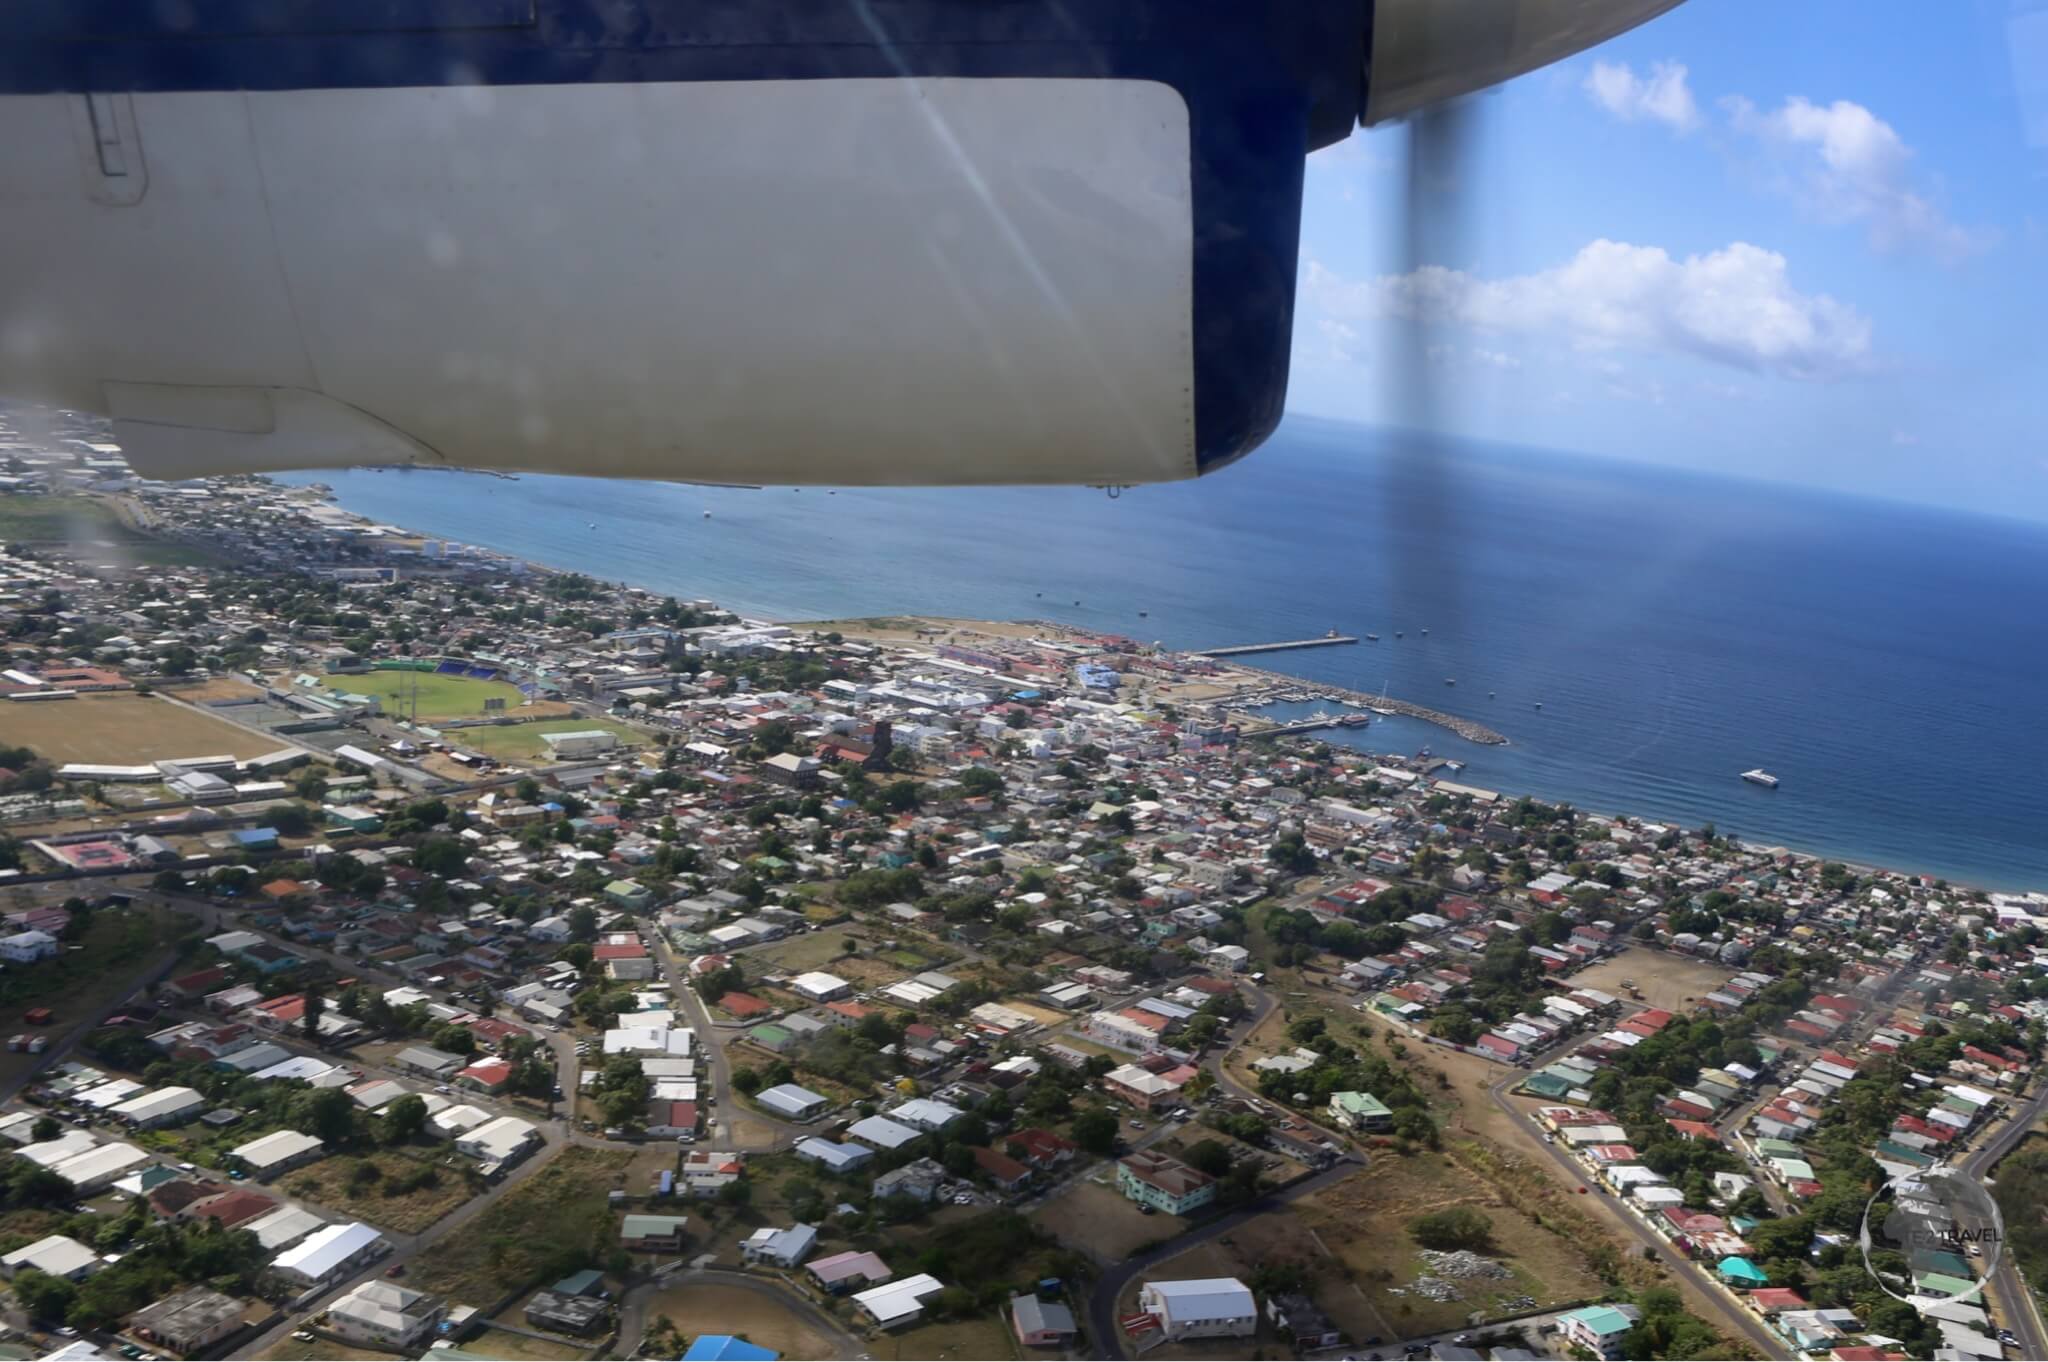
[279,414,2048,890]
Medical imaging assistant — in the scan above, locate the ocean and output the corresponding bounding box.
[276,415,2048,891]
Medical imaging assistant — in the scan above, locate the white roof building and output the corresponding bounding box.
[48,1142,149,1193]
[247,1205,328,1252]
[457,1115,539,1163]
[604,1025,694,1057]
[18,1130,99,1167]
[790,971,852,1001]
[328,1279,444,1349]
[853,1272,946,1329]
[430,1103,496,1137]
[1139,1278,1257,1340]
[231,1129,326,1175]
[756,1083,830,1120]
[271,1222,388,1287]
[347,1080,410,1109]
[846,1115,922,1151]
[1,1234,99,1281]
[111,1086,204,1127]
[886,1098,963,1132]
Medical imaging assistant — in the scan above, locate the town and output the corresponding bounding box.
[0,411,2039,1362]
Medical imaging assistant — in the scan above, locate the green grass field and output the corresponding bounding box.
[413,1146,632,1305]
[328,669,528,719]
[0,494,219,566]
[455,717,648,762]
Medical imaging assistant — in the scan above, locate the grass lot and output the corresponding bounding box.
[644,1283,837,1360]
[0,1207,74,1255]
[414,1146,633,1305]
[750,933,858,974]
[0,494,220,567]
[280,1149,477,1234]
[454,717,648,764]
[0,906,182,1089]
[869,1315,1018,1362]
[0,692,282,765]
[326,669,529,720]
[1290,1152,1607,1338]
[1029,1179,1172,1264]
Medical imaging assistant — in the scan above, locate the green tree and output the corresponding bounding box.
[294,1086,360,1145]
[1409,1207,1494,1252]
[1182,1139,1234,1178]
[264,803,312,837]
[11,1268,76,1322]
[1070,1106,1119,1155]
[380,1094,429,1145]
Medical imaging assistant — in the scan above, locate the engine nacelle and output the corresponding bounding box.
[0,0,1680,486]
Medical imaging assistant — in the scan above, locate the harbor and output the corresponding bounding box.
[1206,662,1510,746]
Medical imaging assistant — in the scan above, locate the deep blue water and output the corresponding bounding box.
[277,416,2048,890]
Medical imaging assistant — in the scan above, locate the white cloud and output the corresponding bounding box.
[1302,239,1871,381]
[1584,60,1700,132]
[1472,348,1522,371]
[1724,95,1992,259]
[1314,318,1361,364]
[1891,428,1920,446]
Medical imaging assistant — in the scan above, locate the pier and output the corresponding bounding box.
[1196,635,1358,657]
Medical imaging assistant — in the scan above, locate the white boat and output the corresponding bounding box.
[1742,769,1780,788]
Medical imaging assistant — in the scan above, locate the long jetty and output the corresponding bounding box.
[1196,635,1357,657]
[1210,659,1510,746]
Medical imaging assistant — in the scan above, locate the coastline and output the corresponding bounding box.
[275,481,2042,897]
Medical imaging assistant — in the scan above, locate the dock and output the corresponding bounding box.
[1196,635,1358,657]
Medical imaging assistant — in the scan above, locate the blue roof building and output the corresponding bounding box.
[683,1337,779,1361]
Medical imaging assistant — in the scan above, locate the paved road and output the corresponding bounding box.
[1085,1159,1364,1360]
[648,932,807,1151]
[1484,1055,1792,1360]
[1963,1079,2048,1361]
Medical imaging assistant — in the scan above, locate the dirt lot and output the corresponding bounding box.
[262,1336,404,1361]
[1029,1179,1174,1263]
[869,1314,1018,1362]
[1290,1153,1607,1338]
[790,616,1057,645]
[168,677,270,703]
[414,1147,634,1305]
[994,998,1068,1028]
[0,692,285,763]
[645,1283,838,1360]
[467,1325,592,1361]
[1573,949,1731,1014]
[281,1150,476,1234]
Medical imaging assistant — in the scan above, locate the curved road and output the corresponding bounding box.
[1962,1079,2048,1360]
[1084,1159,1362,1360]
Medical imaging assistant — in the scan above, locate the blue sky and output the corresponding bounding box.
[1286,0,2048,520]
